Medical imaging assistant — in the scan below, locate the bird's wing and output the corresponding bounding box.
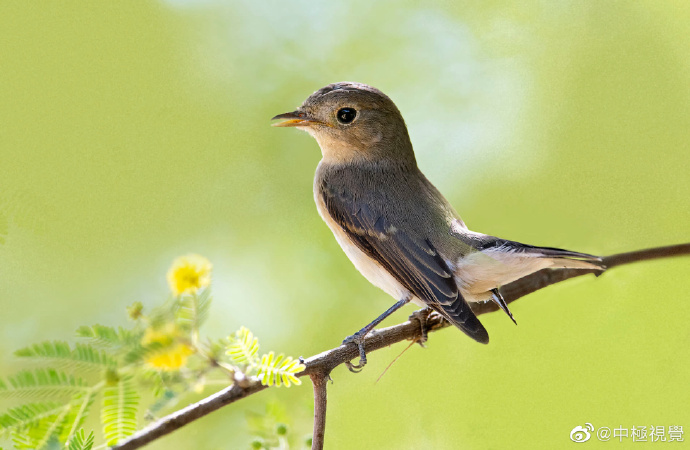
[320,183,489,344]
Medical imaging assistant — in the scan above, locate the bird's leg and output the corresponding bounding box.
[491,288,517,325]
[408,307,433,346]
[343,296,411,372]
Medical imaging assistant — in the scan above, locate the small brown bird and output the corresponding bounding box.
[273,82,603,370]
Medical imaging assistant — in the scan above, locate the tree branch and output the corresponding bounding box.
[112,375,268,450]
[309,373,329,450]
[111,243,690,450]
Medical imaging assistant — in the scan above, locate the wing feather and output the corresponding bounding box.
[320,181,489,344]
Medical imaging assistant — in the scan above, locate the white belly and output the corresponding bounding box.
[314,193,412,303]
[453,248,552,296]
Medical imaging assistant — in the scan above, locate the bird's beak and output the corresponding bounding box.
[271,110,322,127]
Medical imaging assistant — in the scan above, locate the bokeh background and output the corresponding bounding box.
[1,1,689,448]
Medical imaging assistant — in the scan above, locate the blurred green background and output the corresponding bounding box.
[1,1,689,448]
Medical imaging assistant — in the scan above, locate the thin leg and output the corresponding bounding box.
[343,297,410,372]
[491,288,517,325]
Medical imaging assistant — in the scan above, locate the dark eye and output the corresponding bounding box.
[336,107,357,124]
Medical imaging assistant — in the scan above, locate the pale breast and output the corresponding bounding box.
[313,184,411,303]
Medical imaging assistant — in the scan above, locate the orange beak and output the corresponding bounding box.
[271,110,322,127]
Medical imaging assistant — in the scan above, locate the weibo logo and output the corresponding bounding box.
[570,423,594,442]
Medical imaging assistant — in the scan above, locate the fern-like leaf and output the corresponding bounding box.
[147,297,178,330]
[101,376,139,446]
[14,341,115,371]
[0,402,64,436]
[121,340,169,366]
[14,341,71,360]
[59,390,97,444]
[0,369,88,399]
[226,327,260,366]
[256,352,305,388]
[75,324,136,349]
[72,343,116,368]
[23,404,71,449]
[176,289,211,333]
[67,429,94,450]
[10,430,34,449]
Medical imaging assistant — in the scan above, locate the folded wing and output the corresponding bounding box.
[320,182,489,344]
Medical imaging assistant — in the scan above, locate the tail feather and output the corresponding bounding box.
[518,244,605,270]
[456,229,604,267]
[545,257,605,270]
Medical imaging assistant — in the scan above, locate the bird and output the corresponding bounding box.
[272,82,604,370]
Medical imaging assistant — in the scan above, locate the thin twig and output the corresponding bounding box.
[376,339,416,384]
[309,373,329,450]
[110,243,690,450]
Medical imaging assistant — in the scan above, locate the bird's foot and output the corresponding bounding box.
[342,332,367,373]
[409,308,433,347]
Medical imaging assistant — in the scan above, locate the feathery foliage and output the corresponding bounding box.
[75,325,136,350]
[227,329,305,388]
[176,288,212,335]
[14,341,115,371]
[67,429,94,450]
[18,403,70,449]
[0,369,87,399]
[8,432,33,450]
[0,255,303,449]
[59,390,97,444]
[101,377,139,446]
[256,353,304,388]
[227,326,260,366]
[0,402,65,435]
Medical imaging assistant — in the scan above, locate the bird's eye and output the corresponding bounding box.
[336,107,357,124]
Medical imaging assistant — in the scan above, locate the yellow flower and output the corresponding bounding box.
[145,343,193,371]
[142,324,194,371]
[167,254,212,296]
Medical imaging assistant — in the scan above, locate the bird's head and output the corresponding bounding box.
[272,82,416,165]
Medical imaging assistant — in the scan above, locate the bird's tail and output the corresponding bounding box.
[523,245,605,270]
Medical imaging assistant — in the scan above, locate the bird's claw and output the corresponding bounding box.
[409,308,432,347]
[342,332,367,373]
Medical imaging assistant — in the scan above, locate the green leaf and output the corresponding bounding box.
[75,325,137,349]
[67,429,94,450]
[206,338,228,362]
[121,340,166,366]
[0,402,65,435]
[24,404,71,449]
[0,369,88,399]
[137,369,185,399]
[10,430,34,449]
[15,341,71,360]
[176,289,211,333]
[101,376,139,446]
[72,343,116,368]
[59,390,97,444]
[14,341,115,371]
[226,327,259,366]
[147,297,178,330]
[256,352,305,388]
